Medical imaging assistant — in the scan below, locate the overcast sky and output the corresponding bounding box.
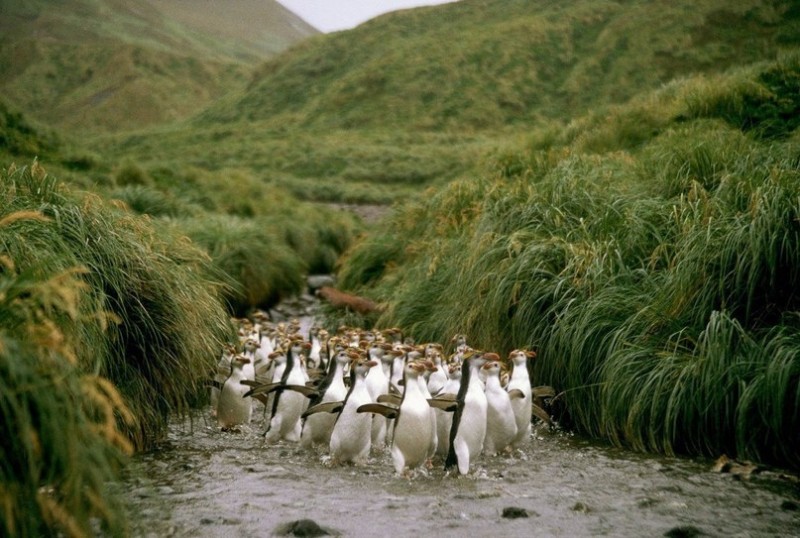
[276,0,460,32]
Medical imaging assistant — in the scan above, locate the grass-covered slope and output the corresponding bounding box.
[0,0,317,134]
[105,0,800,207]
[202,0,800,131]
[0,162,235,536]
[336,51,800,469]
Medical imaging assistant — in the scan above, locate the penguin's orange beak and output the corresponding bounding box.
[366,360,378,368]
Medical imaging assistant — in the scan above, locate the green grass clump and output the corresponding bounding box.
[0,266,132,537]
[337,53,800,468]
[1,160,234,444]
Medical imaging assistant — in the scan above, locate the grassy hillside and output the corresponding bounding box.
[336,50,800,468]
[0,0,317,134]
[201,0,800,130]
[102,0,800,207]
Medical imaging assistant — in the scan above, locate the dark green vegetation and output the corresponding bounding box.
[95,0,800,205]
[338,51,800,469]
[0,0,316,134]
[1,0,799,535]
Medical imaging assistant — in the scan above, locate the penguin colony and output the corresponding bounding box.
[212,313,552,476]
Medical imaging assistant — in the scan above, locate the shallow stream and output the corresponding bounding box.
[116,306,800,537]
[117,403,800,538]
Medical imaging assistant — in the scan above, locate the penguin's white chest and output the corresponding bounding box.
[217,372,252,428]
[330,386,372,462]
[484,381,517,455]
[392,392,433,472]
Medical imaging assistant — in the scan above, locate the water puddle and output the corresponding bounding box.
[117,404,800,537]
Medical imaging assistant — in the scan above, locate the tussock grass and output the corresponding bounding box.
[337,54,800,468]
[0,161,236,534]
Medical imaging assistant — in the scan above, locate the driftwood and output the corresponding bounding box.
[315,286,383,315]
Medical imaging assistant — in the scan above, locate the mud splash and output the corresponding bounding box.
[117,404,800,538]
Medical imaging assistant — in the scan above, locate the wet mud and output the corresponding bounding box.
[117,406,800,537]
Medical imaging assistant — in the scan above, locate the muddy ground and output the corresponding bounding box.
[116,406,800,538]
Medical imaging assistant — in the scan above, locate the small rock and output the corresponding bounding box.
[501,506,529,519]
[199,518,215,525]
[571,501,590,513]
[274,519,329,537]
[781,500,799,511]
[307,275,336,290]
[664,525,705,537]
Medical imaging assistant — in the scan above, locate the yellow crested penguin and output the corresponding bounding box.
[482,359,517,455]
[210,343,236,418]
[365,343,393,448]
[300,348,353,449]
[304,356,377,464]
[434,362,462,458]
[507,349,536,448]
[248,342,316,444]
[433,351,488,475]
[217,354,253,430]
[358,361,433,475]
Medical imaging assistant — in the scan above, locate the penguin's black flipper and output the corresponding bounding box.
[532,385,556,398]
[243,382,282,398]
[357,403,399,419]
[377,393,402,406]
[240,379,260,388]
[302,401,344,418]
[508,388,526,400]
[388,383,402,395]
[251,393,270,406]
[532,403,552,424]
[282,384,320,398]
[427,397,458,412]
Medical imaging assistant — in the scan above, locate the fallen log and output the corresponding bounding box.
[315,286,383,315]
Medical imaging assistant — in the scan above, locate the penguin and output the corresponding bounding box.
[246,341,316,444]
[364,342,393,448]
[417,359,439,464]
[507,349,536,448]
[241,337,260,381]
[308,325,323,370]
[300,348,353,449]
[210,343,236,417]
[304,356,377,464]
[388,347,408,394]
[431,350,488,475]
[434,362,461,458]
[482,359,517,456]
[426,348,447,397]
[358,361,433,475]
[216,354,253,430]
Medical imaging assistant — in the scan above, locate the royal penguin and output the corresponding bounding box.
[434,362,462,458]
[307,326,324,370]
[426,348,447,397]
[241,337,260,382]
[364,342,393,448]
[217,354,253,430]
[482,359,517,455]
[210,343,236,417]
[359,361,433,475]
[507,349,536,448]
[301,348,352,449]
[246,341,316,444]
[304,355,377,464]
[431,350,488,475]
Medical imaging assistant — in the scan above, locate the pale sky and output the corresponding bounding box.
[276,0,460,32]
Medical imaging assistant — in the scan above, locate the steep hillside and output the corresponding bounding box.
[201,0,800,131]
[0,0,317,133]
[102,0,799,206]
